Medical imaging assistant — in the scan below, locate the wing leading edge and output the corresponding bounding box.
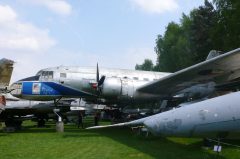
[137,48,240,96]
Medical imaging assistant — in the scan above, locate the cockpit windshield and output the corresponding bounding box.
[18,75,40,81]
[36,71,42,76]
[37,71,54,80]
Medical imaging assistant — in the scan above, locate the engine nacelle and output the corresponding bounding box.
[101,78,122,98]
[101,77,150,101]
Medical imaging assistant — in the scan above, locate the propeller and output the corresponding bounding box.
[96,63,99,83]
[95,63,105,94]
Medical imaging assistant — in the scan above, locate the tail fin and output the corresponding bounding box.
[0,58,14,91]
[206,50,222,61]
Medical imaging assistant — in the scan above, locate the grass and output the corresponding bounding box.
[0,118,240,159]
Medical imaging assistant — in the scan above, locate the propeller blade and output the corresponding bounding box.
[96,63,99,83]
[98,76,105,86]
[95,63,105,95]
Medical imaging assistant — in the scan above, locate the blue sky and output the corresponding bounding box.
[0,0,204,82]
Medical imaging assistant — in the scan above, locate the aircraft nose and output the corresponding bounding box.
[10,82,23,98]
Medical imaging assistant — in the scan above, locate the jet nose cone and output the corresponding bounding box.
[10,82,23,98]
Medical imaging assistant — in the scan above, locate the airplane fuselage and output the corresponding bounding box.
[11,66,171,106]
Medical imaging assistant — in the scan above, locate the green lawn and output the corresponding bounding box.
[0,120,240,159]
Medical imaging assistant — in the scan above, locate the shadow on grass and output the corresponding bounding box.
[10,118,97,133]
[88,127,226,159]
[0,120,231,159]
[10,121,97,134]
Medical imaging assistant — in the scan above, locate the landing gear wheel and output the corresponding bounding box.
[37,119,45,127]
[5,120,22,129]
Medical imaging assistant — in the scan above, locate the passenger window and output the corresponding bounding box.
[60,73,67,78]
[143,78,149,81]
[133,77,139,80]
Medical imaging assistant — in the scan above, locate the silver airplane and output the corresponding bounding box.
[10,48,240,108]
[87,91,240,139]
[0,95,72,128]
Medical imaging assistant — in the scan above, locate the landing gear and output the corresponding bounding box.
[54,109,64,132]
[37,118,46,127]
[53,98,64,132]
[4,119,22,132]
[202,138,212,148]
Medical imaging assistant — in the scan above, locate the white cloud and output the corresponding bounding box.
[130,0,179,14]
[0,5,56,52]
[0,5,17,22]
[24,0,72,16]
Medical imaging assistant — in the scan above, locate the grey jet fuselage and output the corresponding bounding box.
[88,91,240,139]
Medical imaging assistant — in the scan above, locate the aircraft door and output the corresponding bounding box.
[59,72,68,84]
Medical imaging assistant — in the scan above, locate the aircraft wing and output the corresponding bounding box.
[137,48,240,96]
[0,58,14,93]
[86,117,147,130]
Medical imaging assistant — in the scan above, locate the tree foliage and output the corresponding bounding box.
[135,59,154,71]
[213,0,240,51]
[136,0,240,72]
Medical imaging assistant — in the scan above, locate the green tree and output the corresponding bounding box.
[136,0,240,72]
[135,59,154,71]
[188,0,217,62]
[154,0,217,72]
[213,0,240,51]
[154,20,193,72]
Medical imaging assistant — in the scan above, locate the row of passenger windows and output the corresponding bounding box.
[132,77,149,81]
[39,71,157,81]
[58,73,154,81]
[120,76,157,81]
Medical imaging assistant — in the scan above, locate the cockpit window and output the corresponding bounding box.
[36,71,42,76]
[42,71,48,78]
[39,71,54,79]
[18,75,40,81]
[48,71,53,79]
